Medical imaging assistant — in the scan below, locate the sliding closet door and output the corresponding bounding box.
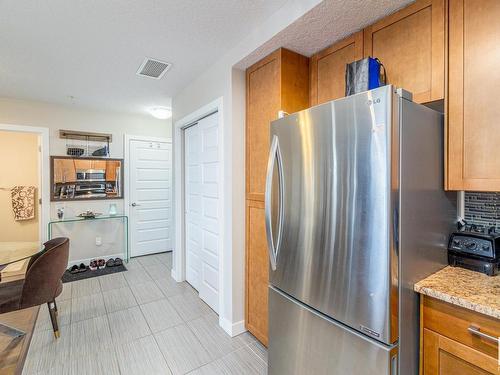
[183,112,220,312]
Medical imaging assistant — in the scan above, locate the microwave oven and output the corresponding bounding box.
[76,169,106,182]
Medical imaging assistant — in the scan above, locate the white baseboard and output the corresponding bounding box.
[219,317,246,337]
[131,249,173,258]
[67,253,123,268]
[171,267,183,282]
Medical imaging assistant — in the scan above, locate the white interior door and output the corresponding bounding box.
[184,125,202,290]
[130,139,172,257]
[184,112,220,312]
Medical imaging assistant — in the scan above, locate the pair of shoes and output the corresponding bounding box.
[105,258,123,267]
[89,259,106,271]
[69,263,87,274]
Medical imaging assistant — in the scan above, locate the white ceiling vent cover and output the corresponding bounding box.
[136,57,172,79]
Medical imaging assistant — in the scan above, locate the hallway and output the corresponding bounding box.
[24,253,267,375]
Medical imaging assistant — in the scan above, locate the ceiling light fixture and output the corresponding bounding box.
[148,106,172,120]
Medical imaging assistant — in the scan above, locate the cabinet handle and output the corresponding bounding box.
[468,325,499,344]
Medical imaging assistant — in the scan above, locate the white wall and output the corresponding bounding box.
[172,0,322,334]
[0,97,172,264]
[0,97,172,156]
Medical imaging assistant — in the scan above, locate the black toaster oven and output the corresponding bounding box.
[448,229,500,276]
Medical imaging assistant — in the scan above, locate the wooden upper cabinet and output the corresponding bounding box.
[106,160,120,181]
[309,32,363,106]
[246,53,279,202]
[92,160,106,170]
[53,159,76,183]
[363,0,445,103]
[447,0,500,191]
[246,48,309,202]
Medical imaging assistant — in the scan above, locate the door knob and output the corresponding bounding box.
[131,202,140,207]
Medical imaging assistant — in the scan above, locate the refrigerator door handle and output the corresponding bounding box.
[265,135,284,271]
[393,206,399,255]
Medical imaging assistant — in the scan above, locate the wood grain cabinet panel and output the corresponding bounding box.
[106,160,120,181]
[53,159,76,183]
[421,296,500,375]
[424,329,499,374]
[74,159,91,171]
[363,0,445,103]
[246,54,280,202]
[447,0,500,191]
[246,48,309,201]
[91,160,106,170]
[245,48,309,345]
[309,32,363,106]
[246,200,268,346]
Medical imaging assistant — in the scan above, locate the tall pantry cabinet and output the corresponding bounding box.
[245,48,309,345]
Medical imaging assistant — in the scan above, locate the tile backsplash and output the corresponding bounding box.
[464,192,500,230]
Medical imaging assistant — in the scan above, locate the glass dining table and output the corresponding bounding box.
[0,242,44,283]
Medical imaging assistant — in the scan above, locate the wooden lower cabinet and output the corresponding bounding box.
[421,296,500,374]
[424,329,499,374]
[245,200,268,346]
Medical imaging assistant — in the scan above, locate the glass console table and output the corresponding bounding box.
[48,215,129,262]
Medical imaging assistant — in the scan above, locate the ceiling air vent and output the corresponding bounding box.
[136,57,172,79]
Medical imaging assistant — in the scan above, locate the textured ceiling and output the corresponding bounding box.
[0,0,288,115]
[236,0,415,69]
[1,0,416,115]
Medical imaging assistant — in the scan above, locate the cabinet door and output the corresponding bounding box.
[246,51,280,201]
[106,161,120,181]
[246,200,269,346]
[423,296,500,359]
[363,0,445,103]
[92,160,106,170]
[447,0,500,191]
[74,159,91,171]
[423,329,499,374]
[55,159,76,183]
[310,32,363,106]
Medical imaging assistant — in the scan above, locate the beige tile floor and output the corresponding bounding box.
[23,252,267,375]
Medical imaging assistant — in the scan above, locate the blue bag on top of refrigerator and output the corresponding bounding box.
[345,57,386,96]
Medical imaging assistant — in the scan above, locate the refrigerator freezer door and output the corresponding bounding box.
[269,287,396,375]
[267,85,397,344]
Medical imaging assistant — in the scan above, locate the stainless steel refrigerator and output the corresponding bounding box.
[265,86,456,375]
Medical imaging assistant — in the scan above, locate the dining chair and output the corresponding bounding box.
[0,237,69,339]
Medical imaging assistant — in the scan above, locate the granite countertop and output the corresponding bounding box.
[414,266,500,319]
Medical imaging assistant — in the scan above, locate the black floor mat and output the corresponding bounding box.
[62,264,127,283]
